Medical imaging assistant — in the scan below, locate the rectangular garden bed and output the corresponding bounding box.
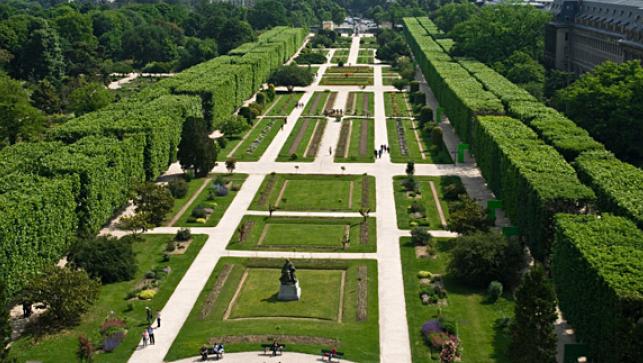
[265,92,304,117]
[384,92,412,117]
[229,118,285,161]
[386,118,452,164]
[277,117,327,162]
[393,175,462,229]
[345,92,374,117]
[335,118,375,163]
[302,91,337,116]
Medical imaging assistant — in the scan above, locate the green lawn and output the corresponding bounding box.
[217,135,243,161]
[360,37,378,49]
[277,117,327,162]
[387,118,452,164]
[330,49,349,64]
[393,175,462,229]
[165,258,380,363]
[357,49,374,64]
[250,174,376,212]
[302,91,336,116]
[321,67,374,86]
[229,268,342,320]
[230,118,285,161]
[345,92,374,117]
[228,215,377,252]
[335,118,375,163]
[175,174,248,227]
[400,238,514,363]
[165,177,210,224]
[10,234,207,363]
[384,92,413,117]
[326,66,372,74]
[266,92,304,117]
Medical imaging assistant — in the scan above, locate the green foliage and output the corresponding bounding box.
[0,279,11,362]
[472,116,595,259]
[68,81,113,116]
[410,227,431,246]
[0,73,44,146]
[68,236,137,284]
[295,51,327,65]
[432,2,479,33]
[218,115,249,137]
[509,264,557,363]
[574,150,643,228]
[418,106,433,124]
[268,64,314,90]
[553,214,643,363]
[168,178,188,199]
[178,117,216,178]
[448,231,524,288]
[447,195,492,235]
[554,60,643,166]
[486,281,503,303]
[25,266,99,329]
[133,183,174,226]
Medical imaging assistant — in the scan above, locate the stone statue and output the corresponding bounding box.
[277,259,300,301]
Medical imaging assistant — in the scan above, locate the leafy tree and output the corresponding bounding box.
[249,0,288,30]
[68,81,113,116]
[30,79,61,114]
[117,213,152,238]
[405,161,415,176]
[217,19,254,55]
[17,25,64,82]
[0,73,44,146]
[432,2,479,33]
[68,236,137,284]
[218,115,249,136]
[225,158,236,174]
[447,231,524,288]
[24,266,99,329]
[411,226,432,246]
[447,195,493,234]
[121,24,178,67]
[177,116,217,177]
[0,279,11,362]
[268,64,314,92]
[554,60,643,165]
[450,5,551,64]
[178,37,217,71]
[133,182,174,226]
[509,264,557,363]
[496,51,545,85]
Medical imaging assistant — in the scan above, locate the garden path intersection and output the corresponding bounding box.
[125,33,499,363]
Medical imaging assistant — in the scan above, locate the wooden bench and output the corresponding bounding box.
[260,343,285,355]
[199,347,223,361]
[321,349,345,362]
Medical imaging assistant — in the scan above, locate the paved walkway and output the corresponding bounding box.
[170,351,356,363]
[126,33,501,363]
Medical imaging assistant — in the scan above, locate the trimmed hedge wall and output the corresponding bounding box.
[553,214,643,363]
[473,116,595,259]
[574,150,643,228]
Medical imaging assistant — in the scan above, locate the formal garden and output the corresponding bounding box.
[265,92,304,117]
[320,66,374,86]
[164,258,379,362]
[250,174,377,212]
[228,216,377,252]
[387,118,452,164]
[330,49,349,64]
[345,92,374,116]
[334,118,375,163]
[393,175,462,230]
[277,117,327,162]
[302,91,337,116]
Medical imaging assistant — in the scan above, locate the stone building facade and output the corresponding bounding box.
[545,0,643,73]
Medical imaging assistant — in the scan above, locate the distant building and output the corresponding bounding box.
[545,0,643,73]
[214,0,255,8]
[322,21,335,31]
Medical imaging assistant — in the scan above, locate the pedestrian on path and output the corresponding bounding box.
[329,147,332,155]
[157,312,161,328]
[373,149,378,159]
[145,307,152,325]
[147,326,155,345]
[142,330,149,347]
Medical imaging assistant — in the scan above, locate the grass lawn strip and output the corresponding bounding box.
[201,264,235,320]
[287,118,310,155]
[168,177,212,226]
[274,180,289,208]
[231,118,285,161]
[393,175,459,229]
[303,120,321,157]
[303,92,323,116]
[336,118,374,163]
[305,119,326,158]
[176,174,248,227]
[400,238,513,362]
[346,92,356,114]
[164,258,379,362]
[429,180,448,226]
[410,118,427,160]
[266,93,303,117]
[228,216,377,252]
[336,120,351,158]
[10,235,208,363]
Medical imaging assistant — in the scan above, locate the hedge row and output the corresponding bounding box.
[0,26,307,296]
[574,150,643,228]
[473,116,595,258]
[553,214,642,363]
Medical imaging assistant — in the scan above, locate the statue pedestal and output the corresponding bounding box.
[278,281,301,301]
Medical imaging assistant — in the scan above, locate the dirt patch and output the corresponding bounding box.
[200,264,234,320]
[358,119,369,157]
[258,174,277,206]
[347,181,354,209]
[288,118,310,155]
[415,245,430,259]
[167,239,192,255]
[336,120,350,158]
[357,265,368,321]
[307,93,322,115]
[305,119,326,158]
[361,176,369,208]
[346,92,355,115]
[207,335,340,347]
[362,93,369,116]
[238,221,255,243]
[337,271,346,323]
[303,120,320,157]
[360,222,369,245]
[324,92,337,113]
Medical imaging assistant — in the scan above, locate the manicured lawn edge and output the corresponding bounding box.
[231,118,285,161]
[335,118,375,163]
[386,118,452,164]
[393,175,460,229]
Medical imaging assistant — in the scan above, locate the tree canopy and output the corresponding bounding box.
[268,64,314,91]
[0,72,44,147]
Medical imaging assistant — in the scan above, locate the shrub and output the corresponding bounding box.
[256,92,267,105]
[99,317,127,352]
[68,236,137,284]
[409,80,420,93]
[217,137,227,149]
[431,127,443,147]
[238,106,254,121]
[487,281,503,302]
[168,179,188,199]
[212,183,228,196]
[77,335,95,362]
[409,200,426,215]
[165,240,176,252]
[412,91,425,105]
[138,289,157,300]
[290,153,298,160]
[419,106,433,124]
[191,208,207,219]
[417,270,432,278]
[411,227,432,246]
[443,181,466,201]
[402,176,417,192]
[448,231,524,288]
[196,218,206,224]
[393,79,409,91]
[447,195,492,234]
[295,52,327,64]
[175,228,192,241]
[406,161,415,176]
[265,85,276,101]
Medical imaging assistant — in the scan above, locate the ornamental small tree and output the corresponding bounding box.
[117,212,152,237]
[178,117,217,177]
[133,183,174,226]
[509,264,557,363]
[411,227,432,246]
[225,158,236,174]
[268,64,314,92]
[406,161,415,176]
[447,195,493,234]
[392,78,408,91]
[419,106,433,125]
[68,236,137,283]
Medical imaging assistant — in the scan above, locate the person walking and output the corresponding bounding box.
[329,147,332,155]
[156,312,161,328]
[147,326,155,345]
[373,149,378,159]
[142,330,149,347]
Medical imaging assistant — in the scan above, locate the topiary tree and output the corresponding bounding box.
[24,266,99,329]
[255,92,267,105]
[447,195,493,234]
[447,231,524,288]
[268,64,314,92]
[225,158,236,174]
[412,91,425,105]
[178,117,217,177]
[133,182,174,226]
[509,265,557,363]
[168,179,188,199]
[405,161,415,176]
[419,106,433,125]
[392,78,409,91]
[487,281,503,303]
[68,236,137,284]
[409,80,420,93]
[431,127,443,147]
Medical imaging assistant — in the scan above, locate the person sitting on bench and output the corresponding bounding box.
[270,341,281,356]
[200,345,208,361]
[212,343,224,358]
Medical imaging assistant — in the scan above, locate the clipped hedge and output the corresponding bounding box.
[574,150,643,228]
[553,214,643,363]
[0,173,77,295]
[473,116,595,258]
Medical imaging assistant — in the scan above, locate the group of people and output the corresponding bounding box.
[324,109,343,117]
[375,144,390,159]
[200,343,225,360]
[295,102,305,108]
[141,307,161,347]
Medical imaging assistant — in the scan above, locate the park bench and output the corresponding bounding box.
[260,343,285,355]
[321,349,345,362]
[199,346,223,361]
